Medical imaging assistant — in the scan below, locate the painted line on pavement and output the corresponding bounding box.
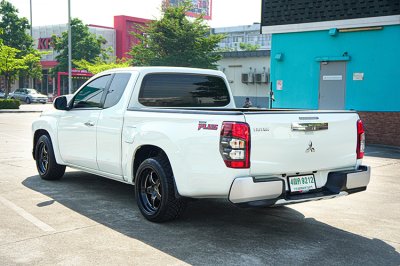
[0,195,56,232]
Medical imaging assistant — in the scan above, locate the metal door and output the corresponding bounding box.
[319,61,346,110]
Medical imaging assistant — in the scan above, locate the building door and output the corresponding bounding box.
[227,65,242,106]
[319,61,346,110]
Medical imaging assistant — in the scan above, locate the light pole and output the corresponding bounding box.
[29,0,32,37]
[68,0,72,94]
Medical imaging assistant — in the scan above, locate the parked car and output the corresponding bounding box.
[10,88,48,104]
[32,67,371,222]
[0,89,5,99]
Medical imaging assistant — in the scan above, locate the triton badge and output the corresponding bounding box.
[198,121,218,131]
[306,141,315,153]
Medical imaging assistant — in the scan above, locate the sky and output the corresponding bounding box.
[7,0,262,28]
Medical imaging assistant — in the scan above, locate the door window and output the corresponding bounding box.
[103,73,131,108]
[72,75,111,108]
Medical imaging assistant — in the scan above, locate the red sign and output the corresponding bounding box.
[38,38,52,50]
[162,0,212,20]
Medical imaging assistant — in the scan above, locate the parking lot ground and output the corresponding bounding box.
[0,113,399,265]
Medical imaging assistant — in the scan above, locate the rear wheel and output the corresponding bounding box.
[25,97,31,104]
[135,155,186,222]
[35,135,65,180]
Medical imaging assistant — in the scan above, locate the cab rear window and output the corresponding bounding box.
[138,73,230,107]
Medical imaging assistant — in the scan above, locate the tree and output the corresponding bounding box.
[0,0,33,55]
[0,0,41,92]
[74,57,130,75]
[0,45,27,96]
[239,43,260,51]
[21,50,43,82]
[51,18,109,74]
[129,3,225,69]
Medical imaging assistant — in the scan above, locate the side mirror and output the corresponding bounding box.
[53,96,68,110]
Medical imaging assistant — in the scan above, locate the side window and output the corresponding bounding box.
[72,75,111,109]
[103,73,131,108]
[138,73,231,107]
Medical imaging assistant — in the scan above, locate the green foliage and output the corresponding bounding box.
[0,0,33,56]
[0,44,42,97]
[74,57,130,75]
[129,3,225,69]
[51,18,109,73]
[0,98,20,109]
[239,43,260,51]
[0,0,41,92]
[21,50,42,80]
[0,45,27,96]
[216,47,234,52]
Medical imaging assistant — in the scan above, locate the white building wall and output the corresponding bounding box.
[213,23,272,51]
[32,24,116,62]
[217,53,271,108]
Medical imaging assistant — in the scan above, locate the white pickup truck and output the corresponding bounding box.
[32,67,371,222]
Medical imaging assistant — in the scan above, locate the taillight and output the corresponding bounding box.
[357,119,365,159]
[220,122,250,168]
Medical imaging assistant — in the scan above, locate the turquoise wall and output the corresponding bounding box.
[270,25,400,111]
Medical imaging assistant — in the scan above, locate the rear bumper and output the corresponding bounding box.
[228,165,371,206]
[31,98,47,103]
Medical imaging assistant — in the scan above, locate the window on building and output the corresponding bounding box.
[103,73,131,108]
[73,75,111,108]
[138,73,230,107]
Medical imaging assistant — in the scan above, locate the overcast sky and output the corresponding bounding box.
[7,0,262,28]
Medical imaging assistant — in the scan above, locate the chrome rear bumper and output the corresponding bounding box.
[229,166,371,206]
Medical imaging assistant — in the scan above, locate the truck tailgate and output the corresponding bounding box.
[244,112,359,176]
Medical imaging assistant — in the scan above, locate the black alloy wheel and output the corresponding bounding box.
[37,141,49,175]
[139,168,162,215]
[135,155,186,222]
[35,135,66,180]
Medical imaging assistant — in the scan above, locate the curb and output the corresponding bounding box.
[368,144,400,151]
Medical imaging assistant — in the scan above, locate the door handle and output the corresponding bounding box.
[84,121,95,127]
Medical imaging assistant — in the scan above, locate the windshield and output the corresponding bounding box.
[27,89,39,94]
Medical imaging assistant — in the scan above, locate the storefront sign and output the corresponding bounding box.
[38,38,52,50]
[162,0,212,20]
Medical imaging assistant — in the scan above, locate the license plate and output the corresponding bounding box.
[288,174,316,193]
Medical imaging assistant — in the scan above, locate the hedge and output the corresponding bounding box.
[0,99,21,109]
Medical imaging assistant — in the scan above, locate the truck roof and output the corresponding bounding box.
[98,66,224,76]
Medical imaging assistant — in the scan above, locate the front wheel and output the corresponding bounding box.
[35,135,66,180]
[135,155,186,222]
[25,97,31,104]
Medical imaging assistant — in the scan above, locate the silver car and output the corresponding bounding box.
[10,88,48,104]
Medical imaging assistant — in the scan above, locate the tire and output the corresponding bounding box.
[25,97,31,104]
[135,155,186,222]
[35,135,66,180]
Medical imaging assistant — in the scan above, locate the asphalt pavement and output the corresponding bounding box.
[0,112,399,265]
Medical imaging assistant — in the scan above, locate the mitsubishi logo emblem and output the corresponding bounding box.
[306,141,315,153]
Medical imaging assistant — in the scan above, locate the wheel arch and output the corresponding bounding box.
[32,129,50,160]
[133,145,169,183]
[32,117,65,165]
[132,145,181,197]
